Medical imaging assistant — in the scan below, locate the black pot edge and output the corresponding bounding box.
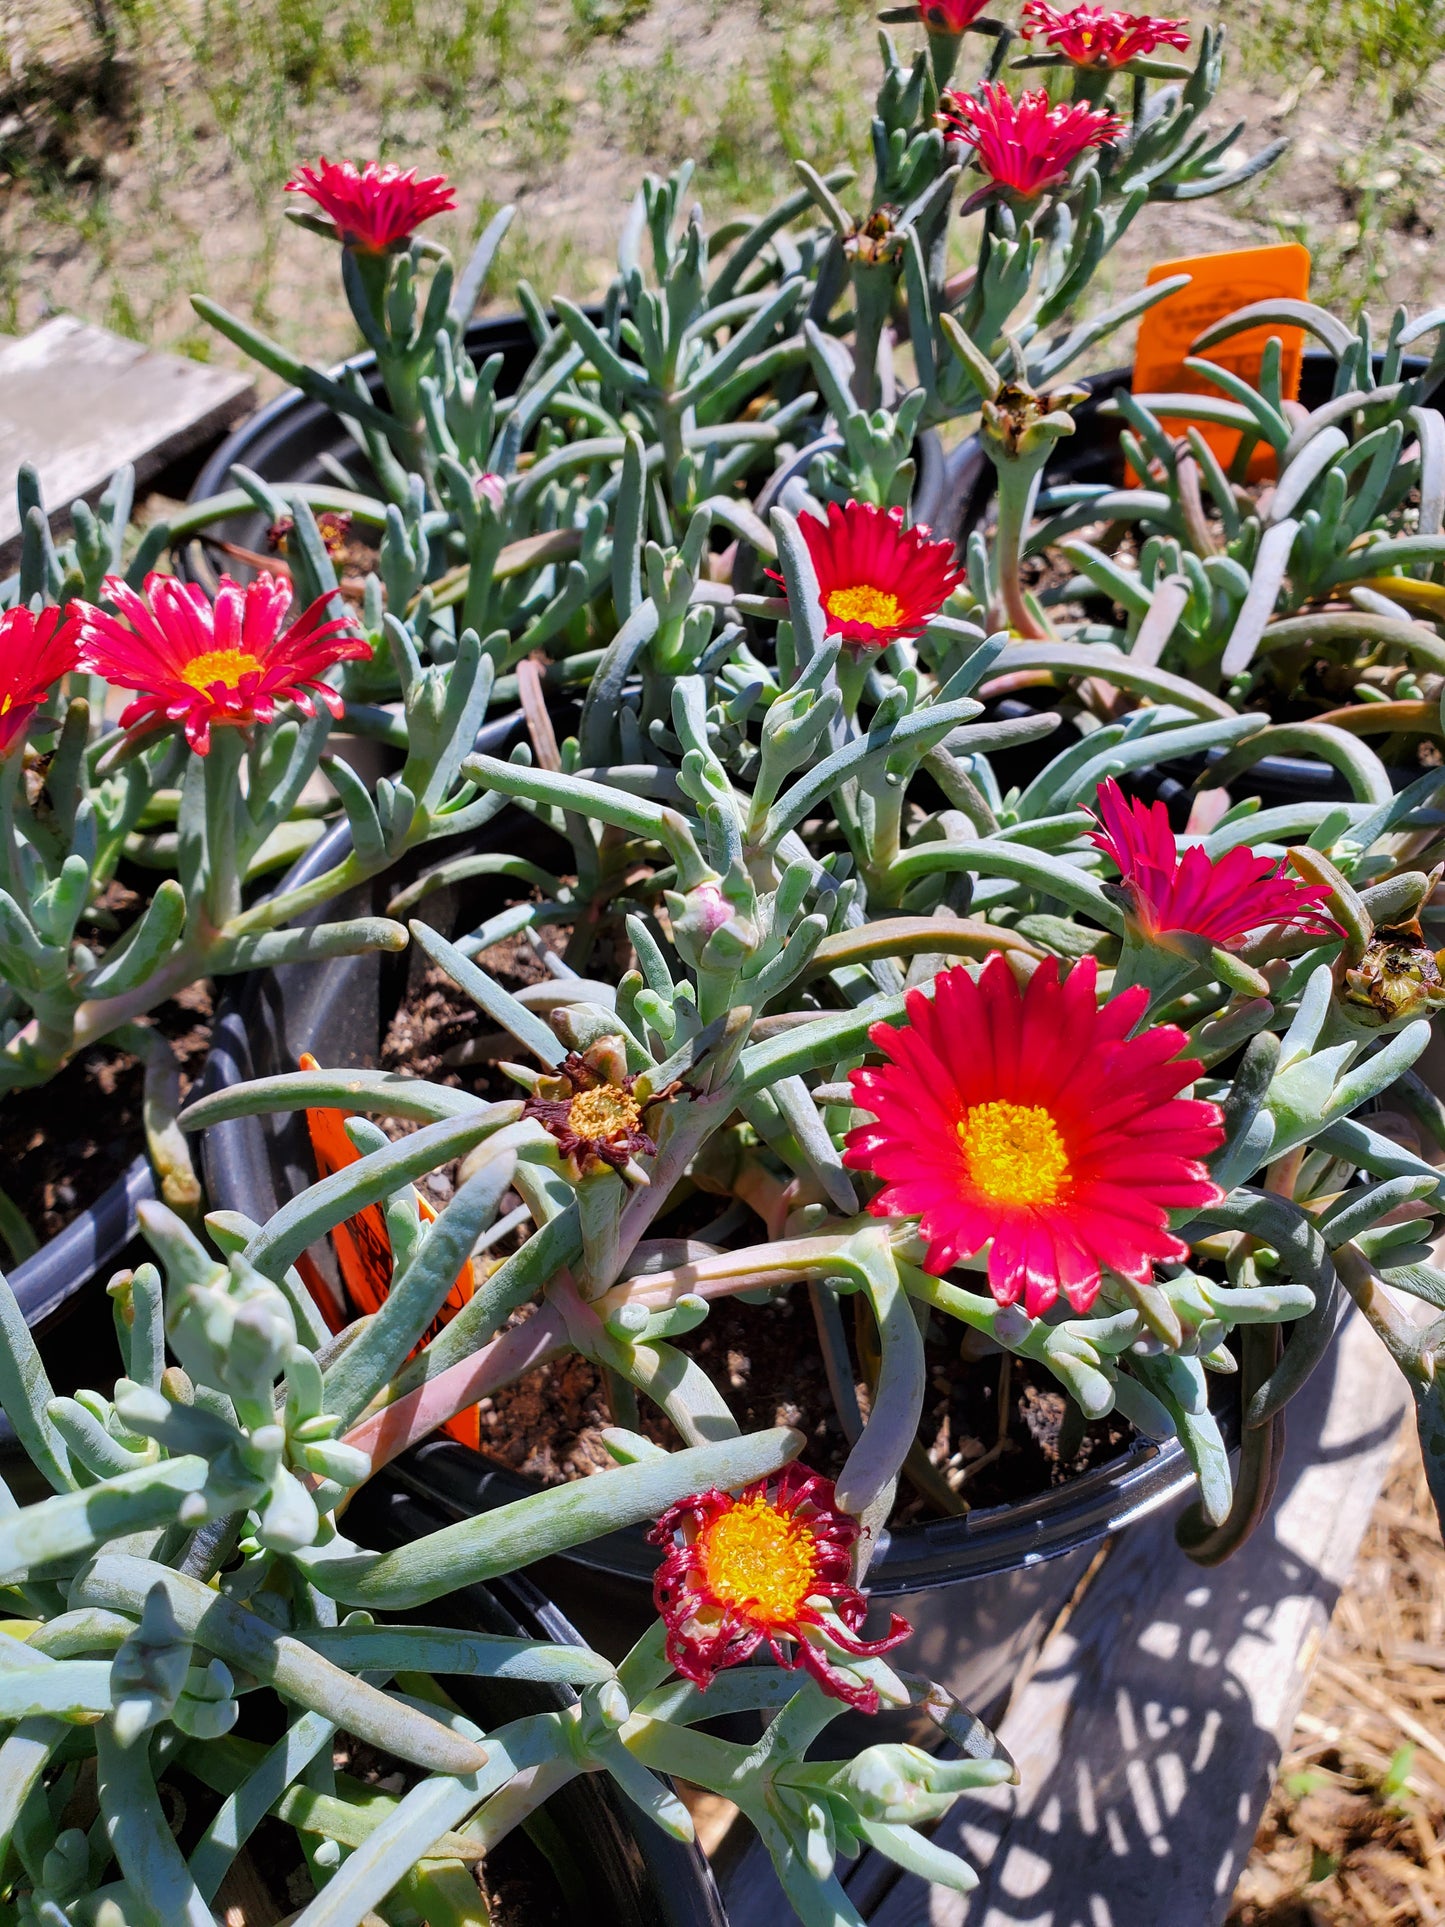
[380,1427,1199,1601]
[1,318,548,1336]
[0,1154,154,1454]
[6,1154,154,1327]
[188,308,603,512]
[200,815,1205,1600]
[942,351,1440,804]
[357,1469,728,1927]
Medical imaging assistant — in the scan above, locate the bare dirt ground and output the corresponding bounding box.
[1228,1424,1445,1926]
[2,0,1442,388]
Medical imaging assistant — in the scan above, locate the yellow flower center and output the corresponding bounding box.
[959,1099,1069,1206]
[180,648,264,694]
[699,1496,818,1623]
[825,583,903,631]
[566,1083,642,1143]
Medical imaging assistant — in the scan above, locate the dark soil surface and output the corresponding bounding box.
[468,1284,1134,1518]
[376,938,555,1215]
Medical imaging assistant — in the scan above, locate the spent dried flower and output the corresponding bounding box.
[649,1463,910,1711]
[523,1043,660,1181]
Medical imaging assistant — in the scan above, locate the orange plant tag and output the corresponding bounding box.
[1130,243,1311,477]
[296,1052,480,1449]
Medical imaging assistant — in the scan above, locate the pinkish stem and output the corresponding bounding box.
[345,1302,568,1476]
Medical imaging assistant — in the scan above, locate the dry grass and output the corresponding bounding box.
[1,0,1445,393]
[1229,1423,1445,1927]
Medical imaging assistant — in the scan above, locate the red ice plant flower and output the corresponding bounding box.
[772,501,964,650]
[0,604,82,757]
[844,953,1224,1316]
[648,1463,911,1712]
[74,573,369,756]
[940,83,1124,200]
[918,0,992,32]
[285,158,457,253]
[1090,779,1344,948]
[1021,1,1190,66]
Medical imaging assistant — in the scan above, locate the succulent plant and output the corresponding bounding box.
[186,593,1445,1549]
[5,6,1445,1919]
[0,1195,1022,1925]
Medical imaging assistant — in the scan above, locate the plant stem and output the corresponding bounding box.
[991,456,1050,639]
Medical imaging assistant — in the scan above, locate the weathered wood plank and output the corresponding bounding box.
[0,315,254,565]
[871,1309,1407,1927]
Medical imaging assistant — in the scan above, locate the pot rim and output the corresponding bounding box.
[949,350,1439,803]
[6,1153,155,1328]
[200,814,1208,1598]
[188,309,552,508]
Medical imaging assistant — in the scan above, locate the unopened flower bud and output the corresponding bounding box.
[685,881,734,938]
[666,882,757,969]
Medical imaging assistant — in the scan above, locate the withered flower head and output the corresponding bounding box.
[1341,912,1445,1030]
[980,378,1088,460]
[845,206,902,267]
[522,1041,659,1182]
[266,512,353,564]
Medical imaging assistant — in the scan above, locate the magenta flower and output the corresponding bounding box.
[1090,779,1345,948]
[918,0,993,30]
[1021,2,1190,67]
[74,573,369,755]
[285,158,457,253]
[769,500,964,651]
[940,83,1124,200]
[0,604,82,757]
[844,953,1224,1316]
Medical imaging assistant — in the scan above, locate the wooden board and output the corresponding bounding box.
[869,1308,1408,1927]
[0,315,254,566]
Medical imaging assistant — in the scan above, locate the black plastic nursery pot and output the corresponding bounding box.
[0,321,554,1378]
[198,811,1218,1701]
[182,312,553,588]
[7,1154,154,1328]
[344,1468,727,1927]
[956,351,1441,822]
[0,1156,155,1471]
